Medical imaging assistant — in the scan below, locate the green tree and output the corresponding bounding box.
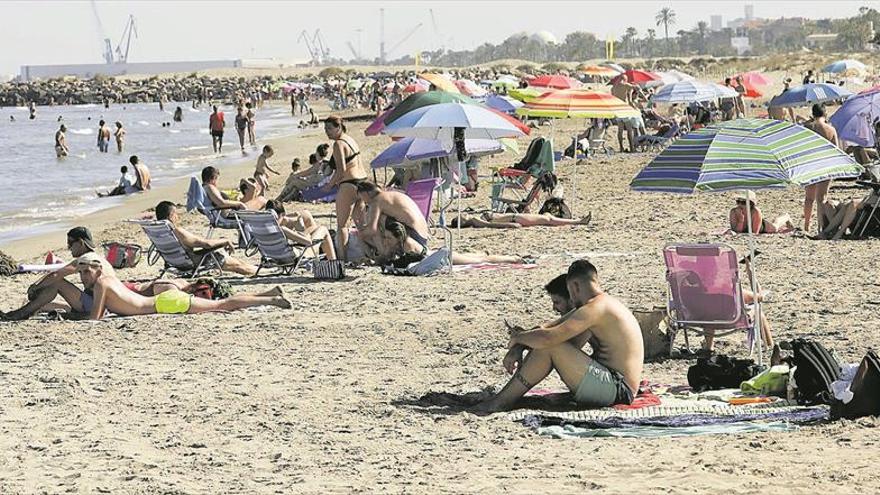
[695,21,708,54]
[655,7,677,55]
[560,31,600,61]
[625,27,639,56]
[645,28,657,57]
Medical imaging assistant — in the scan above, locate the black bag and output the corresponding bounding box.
[788,338,841,405]
[539,197,572,219]
[831,350,880,419]
[687,354,764,392]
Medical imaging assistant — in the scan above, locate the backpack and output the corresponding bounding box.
[831,350,880,420]
[103,242,143,269]
[539,197,572,219]
[788,339,841,405]
[687,354,764,392]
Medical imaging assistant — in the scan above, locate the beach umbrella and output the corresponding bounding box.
[382,102,527,142]
[711,83,740,99]
[529,74,582,90]
[418,73,460,93]
[822,59,868,74]
[734,71,773,87]
[370,137,505,169]
[403,82,429,94]
[508,87,548,103]
[656,70,695,85]
[829,90,880,147]
[364,108,393,136]
[515,89,640,119]
[484,94,524,114]
[454,79,487,97]
[384,91,478,126]
[612,69,661,86]
[382,102,528,269]
[600,62,625,73]
[652,80,724,103]
[768,83,853,108]
[858,84,880,95]
[580,65,620,78]
[631,118,863,363]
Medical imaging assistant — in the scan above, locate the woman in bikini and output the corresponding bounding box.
[323,115,368,261]
[450,212,592,229]
[728,191,794,234]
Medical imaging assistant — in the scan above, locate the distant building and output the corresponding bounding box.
[731,36,751,55]
[745,4,755,21]
[711,15,723,31]
[805,33,838,49]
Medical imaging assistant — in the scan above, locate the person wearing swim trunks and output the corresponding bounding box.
[472,260,644,413]
[55,124,69,158]
[209,105,225,154]
[0,228,116,321]
[74,254,291,321]
[356,181,430,255]
[322,115,368,261]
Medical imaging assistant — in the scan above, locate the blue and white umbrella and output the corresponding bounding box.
[484,94,524,114]
[382,102,526,143]
[769,83,854,108]
[653,80,725,103]
[822,59,868,74]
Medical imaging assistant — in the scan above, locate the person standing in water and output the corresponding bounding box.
[234,106,248,152]
[96,120,110,153]
[209,105,225,154]
[245,102,256,147]
[173,106,183,123]
[28,101,36,120]
[55,124,69,158]
[113,122,126,153]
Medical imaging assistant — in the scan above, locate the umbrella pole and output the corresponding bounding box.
[745,194,763,366]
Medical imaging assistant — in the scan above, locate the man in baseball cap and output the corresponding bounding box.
[1,226,115,320]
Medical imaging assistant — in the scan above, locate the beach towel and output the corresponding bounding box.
[535,421,800,439]
[185,177,205,212]
[452,263,539,273]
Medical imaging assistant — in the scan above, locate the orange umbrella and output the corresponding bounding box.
[418,73,460,93]
[580,65,619,77]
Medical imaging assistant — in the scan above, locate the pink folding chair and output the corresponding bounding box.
[663,243,757,355]
[405,177,441,222]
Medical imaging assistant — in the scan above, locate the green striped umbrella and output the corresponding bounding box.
[630,118,862,364]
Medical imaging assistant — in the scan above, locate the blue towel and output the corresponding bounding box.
[186,177,206,212]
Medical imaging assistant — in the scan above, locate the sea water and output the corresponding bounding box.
[0,101,302,246]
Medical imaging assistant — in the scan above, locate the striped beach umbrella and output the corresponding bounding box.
[653,80,723,103]
[580,65,620,77]
[630,118,862,193]
[515,89,641,119]
[631,118,862,364]
[508,87,548,103]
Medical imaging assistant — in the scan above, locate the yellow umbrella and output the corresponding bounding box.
[418,73,460,93]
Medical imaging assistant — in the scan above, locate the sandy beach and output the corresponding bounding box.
[2,90,880,493]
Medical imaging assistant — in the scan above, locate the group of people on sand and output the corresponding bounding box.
[97,156,152,198]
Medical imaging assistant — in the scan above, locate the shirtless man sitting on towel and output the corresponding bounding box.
[73,252,291,320]
[356,181,430,255]
[473,260,643,413]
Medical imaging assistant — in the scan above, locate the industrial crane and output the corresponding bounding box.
[386,23,423,59]
[89,1,137,64]
[114,15,138,64]
[298,29,331,65]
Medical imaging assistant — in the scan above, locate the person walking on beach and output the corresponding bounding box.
[802,104,840,233]
[235,106,248,152]
[209,105,225,154]
[114,122,126,153]
[55,124,69,158]
[733,75,746,119]
[97,120,111,153]
[253,145,280,192]
[245,102,256,147]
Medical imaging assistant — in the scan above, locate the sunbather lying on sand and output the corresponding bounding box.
[472,260,643,413]
[73,252,290,320]
[729,191,794,234]
[450,212,591,229]
[818,195,872,240]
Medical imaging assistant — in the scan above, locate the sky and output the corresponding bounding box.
[0,0,871,76]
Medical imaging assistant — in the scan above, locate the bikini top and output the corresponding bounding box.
[326,138,360,171]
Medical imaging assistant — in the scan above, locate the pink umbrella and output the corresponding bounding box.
[454,79,487,97]
[403,81,429,94]
[734,71,773,87]
[529,74,581,89]
[365,108,392,136]
[858,84,880,95]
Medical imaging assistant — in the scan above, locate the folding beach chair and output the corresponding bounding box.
[848,181,880,238]
[137,220,224,279]
[493,137,555,201]
[235,210,322,277]
[637,123,681,151]
[492,170,558,214]
[405,177,441,222]
[663,243,757,355]
[184,177,249,243]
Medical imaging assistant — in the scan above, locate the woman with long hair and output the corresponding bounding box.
[323,115,368,260]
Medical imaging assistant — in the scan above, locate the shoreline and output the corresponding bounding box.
[0,122,325,262]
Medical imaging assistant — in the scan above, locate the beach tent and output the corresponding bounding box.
[631,118,863,363]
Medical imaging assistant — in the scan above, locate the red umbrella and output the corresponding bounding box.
[718,80,763,98]
[528,74,582,89]
[486,107,531,136]
[611,70,661,86]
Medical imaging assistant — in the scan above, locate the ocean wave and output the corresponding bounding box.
[168,129,180,133]
[69,128,93,135]
[137,121,150,126]
[181,145,210,151]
